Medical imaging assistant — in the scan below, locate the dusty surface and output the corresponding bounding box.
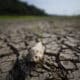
[0,18,80,80]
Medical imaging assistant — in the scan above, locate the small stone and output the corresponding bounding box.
[0,47,13,56]
[30,77,39,80]
[44,55,56,67]
[9,34,23,43]
[9,42,26,50]
[76,63,80,68]
[0,40,7,48]
[0,34,6,40]
[53,61,58,67]
[65,36,79,47]
[0,54,16,63]
[46,41,60,54]
[0,61,14,72]
[42,64,51,71]
[41,33,51,38]
[44,55,53,64]
[8,54,17,62]
[72,70,80,80]
[62,44,67,49]
[67,36,79,43]
[30,71,38,77]
[42,38,52,44]
[60,49,78,60]
[42,34,57,44]
[26,40,36,48]
[51,56,56,61]
[78,46,80,49]
[36,68,45,73]
[60,61,75,69]
[0,56,9,63]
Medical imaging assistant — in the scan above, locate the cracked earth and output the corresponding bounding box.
[0,19,80,80]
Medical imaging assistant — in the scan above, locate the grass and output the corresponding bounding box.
[0,15,48,20]
[0,15,80,20]
[0,15,80,24]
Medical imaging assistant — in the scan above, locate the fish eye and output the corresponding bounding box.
[35,56,38,59]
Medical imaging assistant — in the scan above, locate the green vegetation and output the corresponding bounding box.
[0,16,49,20]
[0,15,80,22]
[0,15,80,18]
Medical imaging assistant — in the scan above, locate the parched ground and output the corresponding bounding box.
[0,18,80,80]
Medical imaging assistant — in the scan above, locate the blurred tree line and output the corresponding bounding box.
[0,0,47,16]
